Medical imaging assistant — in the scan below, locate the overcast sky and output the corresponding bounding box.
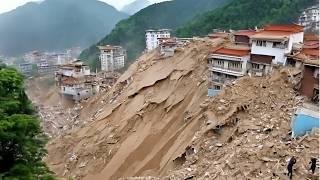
[0,0,167,14]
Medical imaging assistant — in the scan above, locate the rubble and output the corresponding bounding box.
[43,37,318,180]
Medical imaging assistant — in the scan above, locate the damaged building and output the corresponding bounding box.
[55,60,99,101]
[208,47,250,96]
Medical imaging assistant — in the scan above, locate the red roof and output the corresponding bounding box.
[264,24,304,33]
[234,30,259,37]
[302,48,320,57]
[304,34,319,41]
[212,47,250,57]
[62,77,81,85]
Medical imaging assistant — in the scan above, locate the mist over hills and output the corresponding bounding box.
[121,0,152,15]
[0,0,128,56]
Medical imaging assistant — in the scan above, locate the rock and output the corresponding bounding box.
[215,143,223,147]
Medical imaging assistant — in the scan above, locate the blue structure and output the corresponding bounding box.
[292,105,320,137]
[208,89,220,97]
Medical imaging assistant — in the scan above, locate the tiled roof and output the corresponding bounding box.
[304,34,319,41]
[251,31,293,40]
[211,47,250,57]
[302,48,320,57]
[264,24,304,33]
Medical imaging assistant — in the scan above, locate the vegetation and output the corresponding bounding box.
[0,65,54,179]
[79,0,230,70]
[0,0,128,56]
[176,0,317,37]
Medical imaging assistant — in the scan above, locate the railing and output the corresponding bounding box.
[209,64,242,72]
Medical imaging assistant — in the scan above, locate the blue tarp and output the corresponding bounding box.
[292,114,320,137]
[208,89,220,97]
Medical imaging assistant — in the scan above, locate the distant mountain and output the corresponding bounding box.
[121,0,152,15]
[80,0,230,70]
[176,0,318,37]
[0,0,128,56]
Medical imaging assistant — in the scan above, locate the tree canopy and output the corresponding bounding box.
[0,66,54,179]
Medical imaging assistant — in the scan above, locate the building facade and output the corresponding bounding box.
[18,63,33,75]
[298,5,319,31]
[98,45,126,72]
[159,39,177,58]
[55,60,97,101]
[208,47,250,96]
[145,29,171,51]
[250,24,304,66]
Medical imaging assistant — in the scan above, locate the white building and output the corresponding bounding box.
[55,60,97,101]
[98,45,126,72]
[208,47,250,96]
[145,29,171,52]
[298,5,319,31]
[250,24,304,68]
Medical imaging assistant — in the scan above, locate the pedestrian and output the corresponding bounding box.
[309,157,317,174]
[287,156,296,179]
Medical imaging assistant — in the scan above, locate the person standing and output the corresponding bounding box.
[287,156,296,179]
[309,157,317,174]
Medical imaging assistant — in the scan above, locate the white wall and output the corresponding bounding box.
[209,54,250,76]
[146,30,171,51]
[251,40,286,65]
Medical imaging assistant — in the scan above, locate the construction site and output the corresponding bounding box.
[26,37,319,180]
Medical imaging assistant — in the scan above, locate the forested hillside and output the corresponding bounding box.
[79,0,230,70]
[0,65,53,179]
[0,0,128,56]
[177,0,317,37]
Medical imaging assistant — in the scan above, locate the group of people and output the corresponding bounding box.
[287,156,318,179]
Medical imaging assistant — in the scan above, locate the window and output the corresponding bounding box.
[252,63,260,70]
[256,40,266,47]
[314,68,319,79]
[213,59,224,67]
[228,61,242,71]
[213,85,221,90]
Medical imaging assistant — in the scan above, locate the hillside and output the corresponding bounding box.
[121,0,152,15]
[0,0,128,56]
[176,0,318,37]
[46,38,319,179]
[79,0,230,70]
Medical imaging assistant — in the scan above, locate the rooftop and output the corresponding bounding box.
[263,24,304,33]
[211,47,250,57]
[304,34,319,41]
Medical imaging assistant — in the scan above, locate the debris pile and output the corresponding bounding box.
[165,70,319,180]
[44,37,319,180]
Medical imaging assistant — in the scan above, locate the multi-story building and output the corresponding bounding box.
[18,63,33,75]
[249,24,304,76]
[298,5,319,31]
[145,29,171,51]
[55,60,98,101]
[207,47,250,96]
[98,45,126,72]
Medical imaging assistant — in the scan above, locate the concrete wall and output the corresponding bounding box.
[300,65,319,99]
[292,114,319,137]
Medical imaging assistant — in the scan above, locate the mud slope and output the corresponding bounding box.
[46,38,225,179]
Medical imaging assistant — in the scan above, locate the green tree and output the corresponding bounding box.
[0,66,54,179]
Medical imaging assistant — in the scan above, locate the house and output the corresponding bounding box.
[249,24,304,76]
[37,59,58,74]
[55,60,98,101]
[18,63,33,75]
[298,5,319,31]
[233,30,259,45]
[145,29,171,51]
[98,45,126,72]
[208,47,250,96]
[159,39,177,58]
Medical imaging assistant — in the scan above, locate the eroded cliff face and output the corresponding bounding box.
[45,38,225,179]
